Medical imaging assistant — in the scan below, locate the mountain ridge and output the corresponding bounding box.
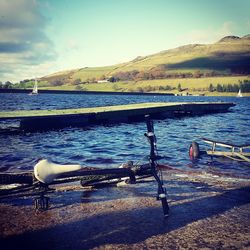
[42,35,250,85]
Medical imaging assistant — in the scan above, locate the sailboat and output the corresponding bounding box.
[29,78,38,95]
[236,89,243,97]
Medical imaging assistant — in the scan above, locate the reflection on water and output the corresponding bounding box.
[0,93,249,179]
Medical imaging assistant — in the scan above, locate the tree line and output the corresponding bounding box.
[109,68,221,82]
[1,78,250,93]
[0,81,13,88]
[208,80,250,92]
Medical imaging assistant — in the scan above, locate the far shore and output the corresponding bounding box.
[0,88,250,97]
[0,88,174,96]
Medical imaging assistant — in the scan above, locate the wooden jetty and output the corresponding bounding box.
[0,102,235,131]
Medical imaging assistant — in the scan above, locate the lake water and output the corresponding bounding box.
[0,93,249,179]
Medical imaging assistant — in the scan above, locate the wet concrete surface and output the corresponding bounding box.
[0,172,250,250]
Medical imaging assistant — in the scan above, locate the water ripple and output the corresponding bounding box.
[0,93,249,178]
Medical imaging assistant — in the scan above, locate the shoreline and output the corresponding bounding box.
[0,88,174,96]
[1,172,249,249]
[0,88,250,97]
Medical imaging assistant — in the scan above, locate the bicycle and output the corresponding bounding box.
[0,115,169,217]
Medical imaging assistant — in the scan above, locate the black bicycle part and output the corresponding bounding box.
[80,163,152,187]
[34,184,50,211]
[0,172,33,185]
[145,114,169,217]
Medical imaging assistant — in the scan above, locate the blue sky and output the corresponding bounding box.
[0,0,250,82]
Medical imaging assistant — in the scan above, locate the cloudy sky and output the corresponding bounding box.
[0,0,250,83]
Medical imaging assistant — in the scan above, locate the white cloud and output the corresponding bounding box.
[180,21,236,45]
[0,0,57,82]
[66,40,79,51]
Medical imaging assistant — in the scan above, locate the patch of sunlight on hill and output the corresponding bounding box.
[45,69,78,78]
[72,66,118,81]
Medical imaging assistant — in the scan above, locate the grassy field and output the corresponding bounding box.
[41,75,250,96]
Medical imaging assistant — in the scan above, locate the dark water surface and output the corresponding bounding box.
[0,93,249,179]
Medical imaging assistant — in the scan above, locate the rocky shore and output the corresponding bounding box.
[1,172,250,249]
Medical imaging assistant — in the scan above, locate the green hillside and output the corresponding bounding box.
[40,35,250,85]
[15,35,249,95]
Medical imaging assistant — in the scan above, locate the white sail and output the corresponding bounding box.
[237,89,242,97]
[32,79,38,94]
[29,78,38,95]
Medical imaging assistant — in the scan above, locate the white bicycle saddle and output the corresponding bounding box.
[34,159,82,184]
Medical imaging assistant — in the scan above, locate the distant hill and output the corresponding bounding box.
[41,35,250,85]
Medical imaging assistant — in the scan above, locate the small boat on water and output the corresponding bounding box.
[236,89,243,97]
[29,79,38,95]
